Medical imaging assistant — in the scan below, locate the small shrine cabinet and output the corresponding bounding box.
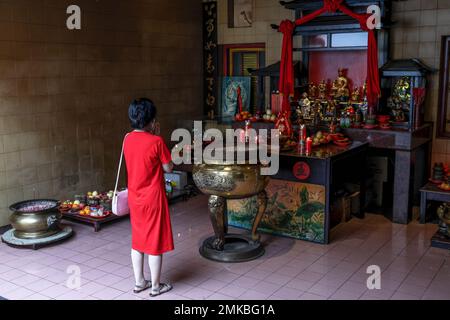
[379,59,434,131]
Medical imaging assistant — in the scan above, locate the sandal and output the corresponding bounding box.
[150,283,173,297]
[133,280,151,293]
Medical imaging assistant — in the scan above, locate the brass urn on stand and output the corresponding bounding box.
[431,203,450,250]
[437,203,450,237]
[192,146,270,262]
[1,199,74,250]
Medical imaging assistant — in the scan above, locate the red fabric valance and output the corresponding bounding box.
[278,0,380,112]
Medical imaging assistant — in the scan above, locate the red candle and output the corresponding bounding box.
[306,137,312,155]
[237,86,243,114]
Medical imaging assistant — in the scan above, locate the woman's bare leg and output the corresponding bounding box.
[148,254,162,290]
[131,249,146,287]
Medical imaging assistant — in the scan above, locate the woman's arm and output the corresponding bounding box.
[156,123,173,173]
[162,162,174,173]
[159,134,173,173]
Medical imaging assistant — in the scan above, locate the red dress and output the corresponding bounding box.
[124,131,174,255]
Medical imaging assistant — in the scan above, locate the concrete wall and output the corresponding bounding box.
[0,0,203,226]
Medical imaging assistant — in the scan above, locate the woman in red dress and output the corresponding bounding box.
[124,98,174,297]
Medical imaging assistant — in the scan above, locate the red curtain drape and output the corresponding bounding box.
[278,0,380,112]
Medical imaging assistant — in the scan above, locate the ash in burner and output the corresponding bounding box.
[11,200,58,213]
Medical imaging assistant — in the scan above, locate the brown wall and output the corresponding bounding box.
[0,0,203,226]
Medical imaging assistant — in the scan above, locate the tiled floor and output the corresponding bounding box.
[0,195,449,300]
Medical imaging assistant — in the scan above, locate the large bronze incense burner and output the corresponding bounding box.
[193,146,270,262]
[1,199,74,250]
[9,199,62,239]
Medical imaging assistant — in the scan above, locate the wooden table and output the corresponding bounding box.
[62,211,125,232]
[62,189,191,232]
[419,182,450,224]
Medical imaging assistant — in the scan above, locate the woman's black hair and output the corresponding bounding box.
[128,98,157,129]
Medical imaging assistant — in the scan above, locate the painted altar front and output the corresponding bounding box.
[227,141,368,244]
[228,180,326,243]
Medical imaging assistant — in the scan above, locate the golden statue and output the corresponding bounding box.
[312,101,322,126]
[300,92,312,119]
[318,80,327,100]
[326,99,336,114]
[362,81,367,100]
[308,82,317,98]
[393,77,411,104]
[350,87,361,104]
[331,79,339,98]
[334,68,350,100]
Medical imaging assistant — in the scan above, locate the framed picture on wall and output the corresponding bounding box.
[221,76,251,119]
[221,43,265,111]
[228,0,253,28]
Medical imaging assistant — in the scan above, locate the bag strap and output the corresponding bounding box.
[114,133,130,196]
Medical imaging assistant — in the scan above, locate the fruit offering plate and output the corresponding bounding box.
[429,178,444,185]
[363,124,378,129]
[79,211,112,219]
[281,145,296,152]
[310,131,334,146]
[59,206,71,213]
[334,142,352,147]
[78,205,110,218]
[438,183,450,192]
[59,190,114,213]
[328,133,345,141]
[281,137,297,150]
[333,139,352,147]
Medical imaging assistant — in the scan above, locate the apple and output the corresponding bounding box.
[92,191,98,197]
